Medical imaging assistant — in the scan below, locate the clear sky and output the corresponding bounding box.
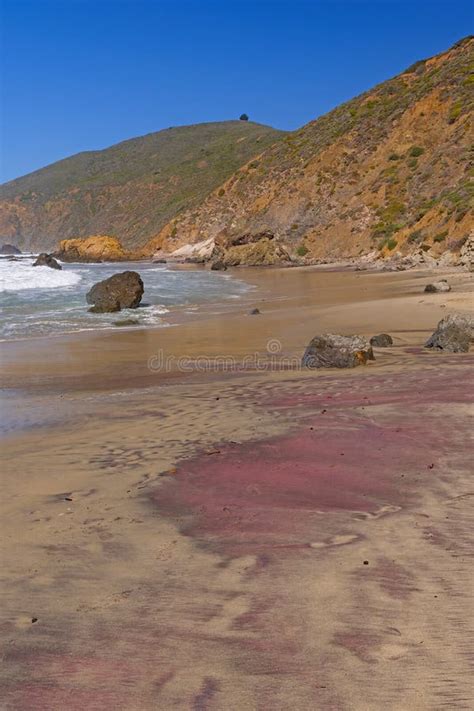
[1,0,471,183]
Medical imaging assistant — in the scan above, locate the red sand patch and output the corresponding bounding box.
[151,363,473,555]
[151,422,421,554]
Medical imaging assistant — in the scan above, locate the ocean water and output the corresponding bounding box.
[0,255,252,340]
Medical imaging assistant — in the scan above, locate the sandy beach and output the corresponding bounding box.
[1,265,473,710]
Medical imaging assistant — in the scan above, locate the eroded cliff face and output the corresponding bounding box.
[144,37,473,264]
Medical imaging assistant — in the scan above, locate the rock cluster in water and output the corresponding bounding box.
[33,253,62,270]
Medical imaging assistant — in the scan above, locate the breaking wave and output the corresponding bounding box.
[0,259,81,292]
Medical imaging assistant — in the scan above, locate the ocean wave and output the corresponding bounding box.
[0,261,82,292]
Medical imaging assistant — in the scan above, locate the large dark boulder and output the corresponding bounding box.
[0,243,22,255]
[425,313,474,353]
[33,253,62,270]
[86,271,144,313]
[370,333,393,347]
[302,334,374,369]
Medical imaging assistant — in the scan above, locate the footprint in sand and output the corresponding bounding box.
[372,640,416,661]
[14,615,39,629]
[353,504,401,521]
[310,534,361,549]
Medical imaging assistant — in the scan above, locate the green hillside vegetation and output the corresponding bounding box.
[0,121,285,251]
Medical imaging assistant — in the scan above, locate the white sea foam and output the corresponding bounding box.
[0,257,250,340]
[0,260,81,292]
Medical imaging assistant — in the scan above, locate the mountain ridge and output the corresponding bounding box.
[0,120,285,251]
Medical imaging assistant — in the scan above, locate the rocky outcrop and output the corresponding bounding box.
[0,243,21,255]
[459,233,474,271]
[86,271,144,313]
[33,253,62,270]
[210,230,291,267]
[370,333,393,347]
[166,237,215,262]
[222,238,291,267]
[424,280,451,293]
[56,236,130,263]
[425,313,474,353]
[302,334,374,369]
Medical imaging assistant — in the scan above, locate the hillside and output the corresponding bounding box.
[0,121,285,252]
[144,37,473,263]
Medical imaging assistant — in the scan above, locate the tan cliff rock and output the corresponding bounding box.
[55,235,131,262]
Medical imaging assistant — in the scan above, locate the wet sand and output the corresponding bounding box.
[1,265,472,396]
[1,265,473,710]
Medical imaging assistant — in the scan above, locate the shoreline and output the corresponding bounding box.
[1,263,472,397]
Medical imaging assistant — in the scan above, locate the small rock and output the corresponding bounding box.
[370,333,393,347]
[33,253,62,270]
[302,334,374,369]
[210,260,227,271]
[113,318,140,327]
[425,313,474,353]
[86,271,144,313]
[0,243,22,255]
[424,280,451,293]
[249,308,261,315]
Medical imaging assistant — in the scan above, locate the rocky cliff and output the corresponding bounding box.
[144,37,473,264]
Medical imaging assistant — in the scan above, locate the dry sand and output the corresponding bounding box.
[1,265,473,710]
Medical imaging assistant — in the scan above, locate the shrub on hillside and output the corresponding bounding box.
[296,243,309,257]
[407,229,423,243]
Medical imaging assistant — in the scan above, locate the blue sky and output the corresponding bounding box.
[1,0,471,182]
